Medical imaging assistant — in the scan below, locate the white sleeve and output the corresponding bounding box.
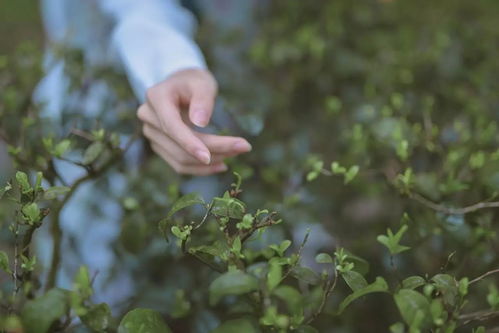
[99,0,207,101]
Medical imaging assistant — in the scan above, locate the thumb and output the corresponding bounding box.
[188,77,217,128]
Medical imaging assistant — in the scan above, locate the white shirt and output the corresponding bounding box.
[37,0,206,106]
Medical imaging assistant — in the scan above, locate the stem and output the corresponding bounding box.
[45,144,133,291]
[469,268,499,285]
[411,192,499,215]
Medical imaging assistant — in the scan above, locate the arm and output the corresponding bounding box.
[100,0,206,100]
[101,0,252,175]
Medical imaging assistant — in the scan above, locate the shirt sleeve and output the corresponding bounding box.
[99,0,207,101]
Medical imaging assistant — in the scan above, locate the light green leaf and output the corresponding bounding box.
[54,139,71,157]
[21,288,69,333]
[43,186,70,200]
[402,276,426,290]
[337,277,389,314]
[209,270,258,305]
[83,141,104,165]
[211,197,246,219]
[267,261,283,292]
[118,308,171,333]
[341,270,368,292]
[0,182,12,199]
[22,202,40,224]
[315,253,333,264]
[16,171,31,193]
[344,165,359,184]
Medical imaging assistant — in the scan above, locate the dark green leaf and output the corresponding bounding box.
[393,289,431,329]
[80,303,111,332]
[291,266,321,285]
[432,274,458,305]
[0,251,11,274]
[21,288,69,333]
[159,193,205,237]
[209,270,258,305]
[212,318,260,333]
[117,308,171,333]
[337,277,389,314]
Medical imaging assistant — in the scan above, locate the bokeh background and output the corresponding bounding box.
[1,0,499,332]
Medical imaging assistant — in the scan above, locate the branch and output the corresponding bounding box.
[45,144,133,291]
[410,193,499,215]
[459,309,499,325]
[469,268,499,285]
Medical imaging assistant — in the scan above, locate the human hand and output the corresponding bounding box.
[137,68,251,175]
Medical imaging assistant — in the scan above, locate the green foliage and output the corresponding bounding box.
[2,0,499,331]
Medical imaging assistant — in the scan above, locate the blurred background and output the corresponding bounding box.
[1,0,499,332]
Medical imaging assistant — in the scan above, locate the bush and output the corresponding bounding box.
[1,1,499,332]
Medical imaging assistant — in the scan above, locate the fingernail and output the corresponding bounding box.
[195,150,211,165]
[232,141,252,152]
[191,109,208,127]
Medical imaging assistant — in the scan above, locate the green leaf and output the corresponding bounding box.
[273,286,303,314]
[212,318,260,333]
[117,308,171,333]
[270,240,291,257]
[211,197,246,219]
[267,261,283,292]
[22,202,40,224]
[83,141,104,165]
[209,270,258,305]
[16,171,31,193]
[337,277,389,314]
[54,139,71,157]
[0,182,12,199]
[377,225,410,255]
[431,274,458,305]
[315,253,333,264]
[402,276,426,290]
[344,165,359,184]
[159,193,205,237]
[393,289,431,329]
[0,251,11,274]
[80,303,111,332]
[341,270,368,291]
[291,266,321,285]
[43,186,70,200]
[21,288,69,333]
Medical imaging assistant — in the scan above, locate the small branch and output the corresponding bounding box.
[469,268,499,285]
[281,229,310,281]
[410,192,499,215]
[459,309,499,325]
[240,212,279,243]
[305,266,338,324]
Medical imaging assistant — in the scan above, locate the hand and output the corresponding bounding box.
[137,68,252,175]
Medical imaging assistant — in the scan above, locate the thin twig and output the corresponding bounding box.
[411,193,499,215]
[469,268,499,285]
